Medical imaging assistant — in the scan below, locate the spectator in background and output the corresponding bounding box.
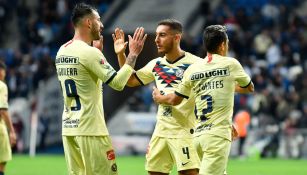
[234,109,251,157]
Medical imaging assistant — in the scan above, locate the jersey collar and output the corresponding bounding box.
[165,53,185,64]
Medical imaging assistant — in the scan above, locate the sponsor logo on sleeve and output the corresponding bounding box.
[100,58,105,64]
[106,150,116,160]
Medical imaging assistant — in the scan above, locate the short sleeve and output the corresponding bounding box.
[0,83,8,109]
[232,59,251,88]
[135,59,157,85]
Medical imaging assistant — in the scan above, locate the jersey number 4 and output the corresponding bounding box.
[61,79,81,111]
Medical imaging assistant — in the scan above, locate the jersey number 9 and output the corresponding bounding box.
[63,79,81,111]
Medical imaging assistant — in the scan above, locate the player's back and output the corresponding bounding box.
[187,54,250,140]
[55,40,110,136]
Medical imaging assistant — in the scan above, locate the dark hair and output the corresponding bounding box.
[158,19,183,34]
[71,3,97,26]
[0,61,6,70]
[203,25,227,53]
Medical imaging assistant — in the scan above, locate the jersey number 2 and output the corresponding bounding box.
[64,79,81,111]
[196,95,213,121]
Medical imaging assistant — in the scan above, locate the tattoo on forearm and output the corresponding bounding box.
[126,55,137,68]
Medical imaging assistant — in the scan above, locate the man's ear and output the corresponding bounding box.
[175,34,181,42]
[220,41,226,52]
[85,18,91,29]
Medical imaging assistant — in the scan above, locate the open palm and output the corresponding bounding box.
[112,28,127,54]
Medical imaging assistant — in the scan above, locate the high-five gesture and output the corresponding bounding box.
[112,28,127,54]
[128,27,147,57]
[121,27,147,68]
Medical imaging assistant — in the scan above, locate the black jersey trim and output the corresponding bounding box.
[106,72,117,84]
[166,54,185,64]
[175,91,189,99]
[134,73,145,86]
[240,80,251,88]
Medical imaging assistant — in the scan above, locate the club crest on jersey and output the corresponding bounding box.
[175,68,184,79]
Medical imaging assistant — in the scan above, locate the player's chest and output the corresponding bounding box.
[152,61,191,88]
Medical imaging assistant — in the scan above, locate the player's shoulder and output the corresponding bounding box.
[75,40,101,54]
[151,56,163,64]
[0,81,7,89]
[213,54,240,65]
[221,55,238,62]
[185,52,202,61]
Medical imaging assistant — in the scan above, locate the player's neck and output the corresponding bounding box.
[165,48,184,63]
[207,52,225,57]
[73,30,92,45]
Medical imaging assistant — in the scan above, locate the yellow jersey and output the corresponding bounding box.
[136,52,202,138]
[0,81,8,128]
[176,54,251,141]
[56,40,133,136]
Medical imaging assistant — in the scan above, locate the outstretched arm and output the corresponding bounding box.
[152,87,184,106]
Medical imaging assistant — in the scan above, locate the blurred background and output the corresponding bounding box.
[1,0,307,174]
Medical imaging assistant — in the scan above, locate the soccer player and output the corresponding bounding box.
[55,3,146,175]
[152,25,254,175]
[113,19,201,175]
[0,61,16,175]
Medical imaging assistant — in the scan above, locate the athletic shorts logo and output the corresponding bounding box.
[111,163,117,172]
[181,161,190,166]
[107,150,115,160]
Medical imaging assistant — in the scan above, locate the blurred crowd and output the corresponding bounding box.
[0,0,306,156]
[0,0,113,99]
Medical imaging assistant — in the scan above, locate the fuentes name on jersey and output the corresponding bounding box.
[192,68,229,93]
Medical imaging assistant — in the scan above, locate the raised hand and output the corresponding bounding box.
[125,27,147,67]
[93,35,103,51]
[112,28,128,54]
[128,27,147,57]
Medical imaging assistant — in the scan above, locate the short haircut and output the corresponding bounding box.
[71,3,97,26]
[203,25,227,53]
[158,19,183,34]
[0,61,6,70]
